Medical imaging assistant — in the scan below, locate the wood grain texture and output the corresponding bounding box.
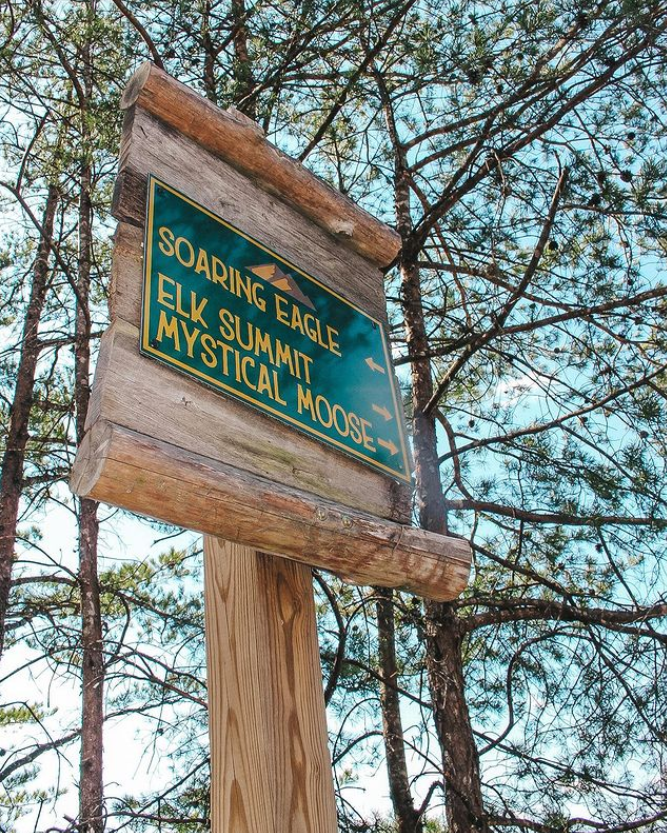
[109,222,143,323]
[71,419,471,600]
[113,106,389,322]
[85,319,409,522]
[204,538,338,833]
[120,62,401,267]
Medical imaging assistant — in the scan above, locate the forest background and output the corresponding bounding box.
[2,0,667,831]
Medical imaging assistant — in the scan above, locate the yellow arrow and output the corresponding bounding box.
[365,356,385,374]
[372,404,393,421]
[378,437,399,456]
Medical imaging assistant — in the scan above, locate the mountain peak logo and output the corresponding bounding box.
[249,264,315,310]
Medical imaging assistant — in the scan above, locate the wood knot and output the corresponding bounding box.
[330,219,355,239]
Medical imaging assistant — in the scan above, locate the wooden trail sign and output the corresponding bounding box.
[70,62,472,832]
[72,62,471,597]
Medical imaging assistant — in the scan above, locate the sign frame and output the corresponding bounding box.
[140,174,412,483]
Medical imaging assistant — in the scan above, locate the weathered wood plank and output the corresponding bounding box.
[111,167,146,228]
[120,62,401,267]
[113,107,389,322]
[85,319,409,521]
[204,539,337,833]
[108,222,143,323]
[71,419,471,600]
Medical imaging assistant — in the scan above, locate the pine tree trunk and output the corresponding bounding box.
[397,187,487,832]
[230,0,257,119]
[78,494,102,833]
[423,601,487,833]
[77,162,104,833]
[0,182,58,661]
[77,11,104,825]
[201,0,218,104]
[376,587,424,833]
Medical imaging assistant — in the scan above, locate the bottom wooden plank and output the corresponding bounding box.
[70,419,471,600]
[204,538,337,833]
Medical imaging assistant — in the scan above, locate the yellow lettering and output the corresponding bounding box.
[157,273,176,310]
[158,226,175,257]
[179,320,199,358]
[190,292,208,328]
[315,394,333,428]
[295,386,374,450]
[297,384,316,420]
[175,283,186,318]
[274,340,295,377]
[256,364,272,397]
[175,236,195,268]
[290,304,304,335]
[275,294,289,326]
[360,418,376,452]
[195,248,211,281]
[241,355,256,390]
[235,320,254,351]
[349,413,363,445]
[274,296,340,357]
[236,270,253,305]
[156,310,180,351]
[155,235,269,324]
[298,353,313,385]
[327,326,341,356]
[303,313,324,348]
[201,333,218,368]
[252,281,267,313]
[272,370,287,406]
[332,403,350,437]
[212,257,228,288]
[254,329,275,364]
[218,340,233,376]
[218,309,235,341]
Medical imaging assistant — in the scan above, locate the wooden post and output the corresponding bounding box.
[204,536,338,833]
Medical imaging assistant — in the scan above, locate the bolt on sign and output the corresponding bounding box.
[142,176,411,482]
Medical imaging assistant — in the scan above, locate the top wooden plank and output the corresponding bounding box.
[121,63,402,267]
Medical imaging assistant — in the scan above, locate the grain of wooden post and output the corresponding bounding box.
[204,538,337,833]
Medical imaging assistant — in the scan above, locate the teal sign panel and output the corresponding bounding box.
[141,176,411,483]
